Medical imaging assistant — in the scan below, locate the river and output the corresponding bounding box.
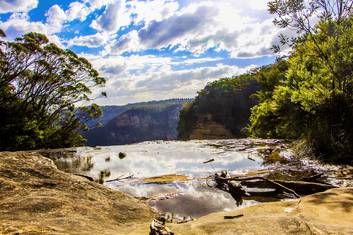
[52,139,352,220]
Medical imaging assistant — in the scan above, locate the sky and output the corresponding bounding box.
[0,0,282,105]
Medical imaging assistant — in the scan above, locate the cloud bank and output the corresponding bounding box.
[0,0,279,105]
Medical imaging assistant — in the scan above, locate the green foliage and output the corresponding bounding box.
[248,60,306,138]
[287,18,353,110]
[177,73,260,139]
[127,98,191,112]
[177,102,197,140]
[0,32,105,150]
[268,0,353,53]
[249,15,353,164]
[180,12,353,163]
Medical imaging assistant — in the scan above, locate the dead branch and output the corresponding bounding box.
[216,176,301,198]
[105,175,134,183]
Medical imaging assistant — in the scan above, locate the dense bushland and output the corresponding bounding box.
[0,32,105,150]
[179,1,353,164]
[177,73,260,140]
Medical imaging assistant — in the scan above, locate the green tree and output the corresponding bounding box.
[286,17,353,162]
[0,32,106,150]
[268,0,353,88]
[178,73,260,140]
[248,60,306,139]
[250,1,353,163]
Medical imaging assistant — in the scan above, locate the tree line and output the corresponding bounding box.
[179,0,353,164]
[0,31,105,150]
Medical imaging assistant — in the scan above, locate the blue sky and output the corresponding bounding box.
[0,0,280,105]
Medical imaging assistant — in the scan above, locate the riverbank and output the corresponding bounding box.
[0,150,352,234]
[0,152,154,234]
[170,187,353,234]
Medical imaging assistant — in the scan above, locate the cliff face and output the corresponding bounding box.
[178,78,260,140]
[85,104,183,146]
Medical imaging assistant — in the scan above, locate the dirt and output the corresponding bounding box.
[0,152,154,235]
[170,187,353,235]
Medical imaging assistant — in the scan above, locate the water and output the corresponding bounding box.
[54,139,268,218]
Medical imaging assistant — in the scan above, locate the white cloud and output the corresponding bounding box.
[84,0,276,58]
[45,2,97,34]
[90,0,179,33]
[0,13,47,38]
[45,5,66,33]
[84,54,255,105]
[138,5,218,48]
[173,57,224,66]
[90,1,130,32]
[130,0,179,25]
[133,0,276,57]
[102,30,145,55]
[66,1,91,21]
[0,0,38,14]
[0,0,279,105]
[68,32,112,48]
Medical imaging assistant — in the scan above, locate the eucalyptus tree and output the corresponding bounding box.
[247,0,353,163]
[268,0,353,92]
[0,32,106,150]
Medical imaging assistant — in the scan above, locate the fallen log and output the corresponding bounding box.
[216,176,301,198]
[240,179,336,195]
[272,180,337,195]
[224,214,244,219]
[301,172,325,182]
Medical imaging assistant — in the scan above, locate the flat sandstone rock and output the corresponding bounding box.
[0,152,154,235]
[170,187,353,235]
[1,151,352,235]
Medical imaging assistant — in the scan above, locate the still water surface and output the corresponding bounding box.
[55,140,268,218]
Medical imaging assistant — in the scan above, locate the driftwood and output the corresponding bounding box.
[239,179,336,195]
[273,180,336,195]
[74,174,94,181]
[301,172,325,182]
[203,159,215,164]
[105,174,134,183]
[213,170,338,206]
[224,214,244,219]
[216,175,301,198]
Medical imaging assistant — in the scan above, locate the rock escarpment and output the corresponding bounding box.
[85,104,183,146]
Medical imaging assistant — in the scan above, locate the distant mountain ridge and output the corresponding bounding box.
[83,99,191,146]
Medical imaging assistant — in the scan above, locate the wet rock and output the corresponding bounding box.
[96,169,111,184]
[119,152,127,159]
[170,188,353,235]
[261,147,295,165]
[150,217,174,235]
